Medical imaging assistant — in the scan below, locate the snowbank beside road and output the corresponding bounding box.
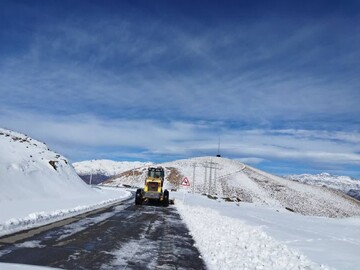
[0,187,131,237]
[175,192,360,270]
[177,202,328,270]
[0,262,58,269]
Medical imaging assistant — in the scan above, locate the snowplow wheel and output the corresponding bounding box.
[135,189,143,205]
[163,189,169,207]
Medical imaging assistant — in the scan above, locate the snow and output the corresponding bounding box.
[0,128,131,237]
[284,172,360,193]
[174,192,360,270]
[103,239,158,269]
[73,159,153,176]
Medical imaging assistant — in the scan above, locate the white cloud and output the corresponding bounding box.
[1,109,359,168]
[237,157,266,164]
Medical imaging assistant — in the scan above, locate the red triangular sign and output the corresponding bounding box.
[181,177,190,186]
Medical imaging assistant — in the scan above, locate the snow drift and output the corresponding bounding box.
[0,128,93,201]
[0,128,130,236]
[173,192,360,270]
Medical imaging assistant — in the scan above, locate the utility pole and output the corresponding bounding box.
[204,164,208,194]
[209,161,213,194]
[204,161,219,195]
[192,163,196,194]
[214,165,217,192]
[216,135,221,157]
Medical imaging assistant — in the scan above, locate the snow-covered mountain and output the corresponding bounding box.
[103,156,360,218]
[73,159,153,184]
[284,173,360,201]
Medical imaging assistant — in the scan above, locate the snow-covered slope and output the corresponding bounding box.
[103,156,360,218]
[73,159,153,184]
[284,173,360,201]
[0,128,130,236]
[0,128,91,201]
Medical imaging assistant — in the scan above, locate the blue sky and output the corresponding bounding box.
[1,0,360,177]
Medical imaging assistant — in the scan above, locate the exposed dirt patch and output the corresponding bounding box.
[118,169,144,178]
[103,168,148,187]
[165,167,183,187]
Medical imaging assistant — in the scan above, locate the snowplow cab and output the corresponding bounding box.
[144,167,164,191]
[135,167,169,206]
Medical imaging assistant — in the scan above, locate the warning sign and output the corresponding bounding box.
[181,177,191,186]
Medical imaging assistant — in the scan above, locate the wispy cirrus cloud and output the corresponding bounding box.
[1,109,359,171]
[1,15,359,127]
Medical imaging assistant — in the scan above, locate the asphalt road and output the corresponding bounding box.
[0,196,206,270]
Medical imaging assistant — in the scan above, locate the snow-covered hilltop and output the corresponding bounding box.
[0,128,130,236]
[73,159,152,184]
[103,156,360,218]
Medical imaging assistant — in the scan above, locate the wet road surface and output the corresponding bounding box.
[0,197,206,270]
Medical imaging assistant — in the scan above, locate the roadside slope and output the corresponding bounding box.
[0,128,131,237]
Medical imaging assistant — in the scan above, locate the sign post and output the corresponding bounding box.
[181,177,191,202]
[181,177,191,187]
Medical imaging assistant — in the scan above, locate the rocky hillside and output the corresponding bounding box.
[103,157,360,218]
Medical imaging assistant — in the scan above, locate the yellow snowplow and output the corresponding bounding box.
[135,167,170,206]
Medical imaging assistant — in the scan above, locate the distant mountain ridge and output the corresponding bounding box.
[284,172,360,201]
[73,159,153,184]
